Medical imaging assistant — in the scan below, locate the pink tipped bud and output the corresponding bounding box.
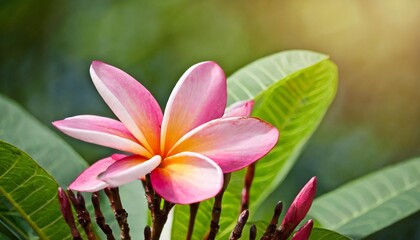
[292,219,314,240]
[279,177,317,238]
[57,187,81,239]
[58,187,74,224]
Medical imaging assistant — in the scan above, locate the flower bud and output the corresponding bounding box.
[57,187,81,239]
[292,219,314,240]
[57,187,74,224]
[279,177,316,238]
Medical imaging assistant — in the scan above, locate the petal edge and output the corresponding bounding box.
[151,152,223,204]
[69,155,127,192]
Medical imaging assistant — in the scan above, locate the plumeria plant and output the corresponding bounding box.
[52,60,318,240]
[1,50,419,240]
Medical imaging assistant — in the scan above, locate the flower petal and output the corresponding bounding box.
[160,61,227,154]
[169,117,279,173]
[151,152,223,204]
[69,154,126,192]
[223,100,254,118]
[99,155,161,187]
[90,61,162,154]
[53,115,151,157]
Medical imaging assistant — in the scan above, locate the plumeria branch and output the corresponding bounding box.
[206,173,231,240]
[104,187,131,240]
[142,175,156,219]
[91,192,115,240]
[229,209,249,240]
[152,200,175,240]
[249,224,257,240]
[58,188,82,240]
[261,201,283,239]
[241,163,256,212]
[187,203,200,240]
[66,190,97,240]
[143,174,174,240]
[144,226,152,240]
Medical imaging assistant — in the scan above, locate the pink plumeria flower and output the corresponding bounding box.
[53,61,278,204]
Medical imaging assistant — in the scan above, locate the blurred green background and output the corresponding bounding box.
[1,0,419,239]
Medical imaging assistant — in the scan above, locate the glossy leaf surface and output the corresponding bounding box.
[310,157,420,239]
[0,141,72,239]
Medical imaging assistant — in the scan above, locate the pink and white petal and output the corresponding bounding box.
[160,62,227,154]
[90,61,162,153]
[53,115,151,157]
[69,154,126,192]
[169,117,279,173]
[151,152,223,204]
[223,100,254,118]
[99,155,161,187]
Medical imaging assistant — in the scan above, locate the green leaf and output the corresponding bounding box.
[171,50,338,239]
[0,141,72,239]
[0,95,147,239]
[0,94,87,186]
[309,157,420,239]
[309,228,352,240]
[231,50,337,211]
[0,197,38,240]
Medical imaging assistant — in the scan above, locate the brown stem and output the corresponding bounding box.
[229,210,249,240]
[151,200,174,240]
[241,163,255,212]
[91,192,115,240]
[144,226,151,240]
[187,203,200,240]
[142,177,155,220]
[273,227,287,240]
[261,201,283,240]
[67,190,97,240]
[207,173,231,240]
[105,188,131,240]
[142,175,175,240]
[57,188,82,240]
[249,224,257,240]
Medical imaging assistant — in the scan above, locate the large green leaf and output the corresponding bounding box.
[0,95,147,239]
[171,50,338,239]
[309,157,420,239]
[0,94,87,186]
[0,141,72,239]
[309,228,352,240]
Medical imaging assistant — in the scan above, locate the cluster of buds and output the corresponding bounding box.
[262,177,316,240]
[208,177,316,240]
[58,176,316,240]
[58,187,129,240]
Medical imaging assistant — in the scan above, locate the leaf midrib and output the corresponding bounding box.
[0,186,48,240]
